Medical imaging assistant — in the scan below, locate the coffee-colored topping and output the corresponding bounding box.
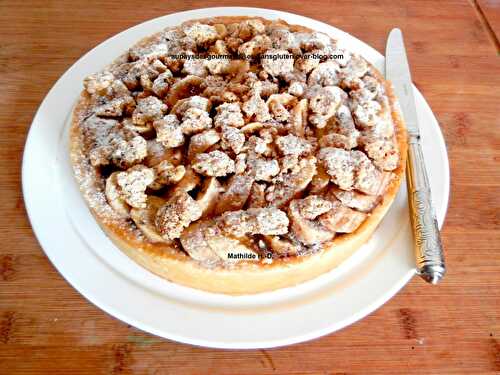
[152,70,174,97]
[242,89,271,122]
[353,100,382,128]
[318,147,355,190]
[95,95,134,118]
[171,95,211,116]
[267,93,297,122]
[308,61,341,87]
[238,35,272,56]
[351,150,384,195]
[361,136,400,171]
[288,81,306,97]
[308,86,346,128]
[183,23,219,46]
[261,49,294,76]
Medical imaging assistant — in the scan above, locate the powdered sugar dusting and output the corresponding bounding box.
[71,16,401,265]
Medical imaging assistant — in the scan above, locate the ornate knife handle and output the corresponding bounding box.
[406,133,446,284]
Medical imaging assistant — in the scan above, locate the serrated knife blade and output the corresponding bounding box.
[385,28,446,284]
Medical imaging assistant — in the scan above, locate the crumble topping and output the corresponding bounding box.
[183,23,219,46]
[192,150,235,177]
[261,48,294,76]
[220,125,245,154]
[115,165,155,209]
[111,135,148,169]
[180,107,213,135]
[276,134,312,156]
[84,71,114,95]
[153,114,184,148]
[222,207,289,237]
[77,17,401,265]
[155,192,203,240]
[132,96,168,125]
[238,35,272,56]
[318,147,356,190]
[242,89,271,122]
[214,102,245,128]
[152,70,174,97]
[308,61,341,87]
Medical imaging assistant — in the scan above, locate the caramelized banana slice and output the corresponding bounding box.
[144,140,183,167]
[309,163,330,194]
[180,219,258,264]
[288,99,308,137]
[266,156,317,207]
[263,235,304,256]
[318,200,367,233]
[167,167,201,198]
[187,129,220,161]
[203,223,259,264]
[240,122,265,134]
[180,220,221,264]
[329,187,379,213]
[247,182,267,208]
[166,75,204,107]
[170,95,211,117]
[130,196,169,243]
[196,177,224,217]
[214,174,254,215]
[288,199,334,245]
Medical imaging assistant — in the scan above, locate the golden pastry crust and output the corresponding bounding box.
[70,16,407,294]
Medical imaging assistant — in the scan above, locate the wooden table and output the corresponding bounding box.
[1,1,499,373]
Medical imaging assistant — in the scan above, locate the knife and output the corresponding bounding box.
[385,28,446,284]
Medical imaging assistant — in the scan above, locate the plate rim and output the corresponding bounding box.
[22,6,450,349]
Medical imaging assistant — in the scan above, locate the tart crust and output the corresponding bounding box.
[70,16,407,295]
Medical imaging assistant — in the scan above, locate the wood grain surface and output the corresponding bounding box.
[1,1,499,374]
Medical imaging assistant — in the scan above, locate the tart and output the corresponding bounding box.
[70,16,407,294]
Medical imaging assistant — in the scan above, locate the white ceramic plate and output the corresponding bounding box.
[22,7,449,349]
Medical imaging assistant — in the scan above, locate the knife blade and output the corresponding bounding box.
[385,28,446,284]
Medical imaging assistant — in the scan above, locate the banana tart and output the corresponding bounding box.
[70,16,407,294]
